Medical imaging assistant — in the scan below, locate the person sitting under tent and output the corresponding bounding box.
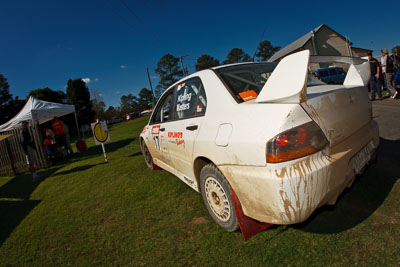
[52,116,70,156]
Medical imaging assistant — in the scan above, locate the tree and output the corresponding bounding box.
[0,74,25,124]
[138,88,154,110]
[120,94,139,114]
[195,54,220,71]
[392,46,400,57]
[255,40,280,61]
[154,54,183,97]
[91,90,106,120]
[27,87,67,103]
[0,74,13,124]
[223,48,251,64]
[105,106,118,120]
[66,78,94,125]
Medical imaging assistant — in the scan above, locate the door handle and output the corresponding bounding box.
[186,125,198,131]
[160,128,165,132]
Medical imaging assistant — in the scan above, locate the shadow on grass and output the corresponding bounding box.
[0,199,41,247]
[128,151,142,157]
[68,137,136,162]
[55,162,108,176]
[296,138,400,234]
[0,166,63,200]
[0,166,64,248]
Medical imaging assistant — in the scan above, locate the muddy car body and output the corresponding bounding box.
[140,50,379,232]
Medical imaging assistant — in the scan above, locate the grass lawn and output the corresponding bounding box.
[0,116,399,266]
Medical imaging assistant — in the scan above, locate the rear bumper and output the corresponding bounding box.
[219,120,379,224]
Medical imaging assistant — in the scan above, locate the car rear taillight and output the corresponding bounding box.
[266,121,328,163]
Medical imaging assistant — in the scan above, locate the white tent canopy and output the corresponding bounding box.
[0,96,76,132]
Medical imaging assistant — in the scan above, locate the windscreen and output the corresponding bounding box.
[215,63,325,103]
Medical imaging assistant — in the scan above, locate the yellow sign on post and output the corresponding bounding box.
[91,120,110,161]
[91,121,110,145]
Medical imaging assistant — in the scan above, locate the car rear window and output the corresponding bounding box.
[215,63,326,103]
[214,63,277,103]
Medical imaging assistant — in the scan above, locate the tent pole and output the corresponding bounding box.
[74,112,81,139]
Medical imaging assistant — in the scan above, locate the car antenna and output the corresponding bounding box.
[252,28,266,62]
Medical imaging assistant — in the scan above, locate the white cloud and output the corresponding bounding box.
[151,75,158,80]
[116,90,121,94]
[120,65,127,69]
[94,78,99,82]
[99,93,103,97]
[82,78,91,83]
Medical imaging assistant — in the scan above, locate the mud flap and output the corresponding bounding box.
[152,160,161,170]
[231,188,274,240]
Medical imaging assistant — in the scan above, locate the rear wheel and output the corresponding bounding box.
[200,164,239,232]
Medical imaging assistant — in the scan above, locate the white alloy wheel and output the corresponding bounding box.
[200,164,238,232]
[204,177,231,222]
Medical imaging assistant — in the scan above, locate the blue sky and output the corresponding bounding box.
[1,0,399,108]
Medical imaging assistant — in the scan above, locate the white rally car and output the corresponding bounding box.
[140,50,379,234]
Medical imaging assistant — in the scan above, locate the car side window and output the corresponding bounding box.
[173,78,207,119]
[153,90,173,124]
[329,69,337,76]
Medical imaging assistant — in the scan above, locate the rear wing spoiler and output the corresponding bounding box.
[256,50,370,104]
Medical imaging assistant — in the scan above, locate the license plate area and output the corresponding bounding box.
[351,142,372,174]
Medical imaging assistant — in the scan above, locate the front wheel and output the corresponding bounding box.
[200,164,239,232]
[141,141,155,170]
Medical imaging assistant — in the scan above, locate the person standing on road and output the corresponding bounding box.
[368,51,382,101]
[20,121,39,181]
[381,48,395,97]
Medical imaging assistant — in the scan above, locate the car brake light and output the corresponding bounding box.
[266,121,328,163]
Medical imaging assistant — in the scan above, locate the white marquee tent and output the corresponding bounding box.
[0,96,78,133]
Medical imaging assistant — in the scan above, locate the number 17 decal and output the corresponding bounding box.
[153,136,161,150]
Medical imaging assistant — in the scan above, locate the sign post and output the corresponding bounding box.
[91,119,110,162]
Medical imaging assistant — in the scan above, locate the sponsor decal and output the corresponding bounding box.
[142,126,146,134]
[177,92,192,102]
[177,83,185,91]
[177,139,185,146]
[177,103,190,111]
[168,132,183,138]
[196,104,203,113]
[168,132,185,147]
[239,90,258,102]
[184,176,194,186]
[151,125,160,135]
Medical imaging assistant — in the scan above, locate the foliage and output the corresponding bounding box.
[195,54,220,71]
[392,46,400,57]
[104,106,119,120]
[66,78,95,125]
[255,40,280,61]
[0,74,13,124]
[92,100,106,120]
[0,74,26,124]
[120,94,139,114]
[154,54,183,98]
[91,90,106,120]
[138,88,154,110]
[223,48,251,64]
[27,87,67,103]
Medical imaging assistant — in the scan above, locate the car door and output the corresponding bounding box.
[147,89,174,167]
[166,78,207,185]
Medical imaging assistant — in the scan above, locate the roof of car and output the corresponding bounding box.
[211,61,276,70]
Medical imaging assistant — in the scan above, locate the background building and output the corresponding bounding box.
[269,24,371,70]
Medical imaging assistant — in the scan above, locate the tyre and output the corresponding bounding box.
[141,141,155,170]
[200,164,239,232]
